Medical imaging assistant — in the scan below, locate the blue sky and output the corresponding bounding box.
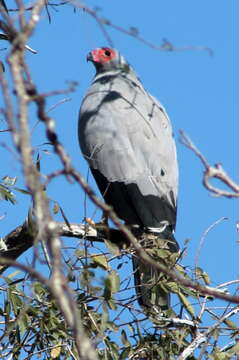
[1,0,239,338]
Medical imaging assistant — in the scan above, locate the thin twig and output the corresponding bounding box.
[180,130,239,198]
[71,1,212,56]
[194,217,228,272]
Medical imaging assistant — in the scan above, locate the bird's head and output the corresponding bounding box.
[87,47,130,73]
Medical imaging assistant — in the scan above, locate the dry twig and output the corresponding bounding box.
[180,130,239,198]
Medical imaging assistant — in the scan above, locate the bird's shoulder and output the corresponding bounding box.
[81,70,172,137]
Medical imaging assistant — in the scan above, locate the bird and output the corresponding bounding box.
[78,47,179,313]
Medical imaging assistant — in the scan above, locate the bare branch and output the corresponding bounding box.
[2,218,239,306]
[180,130,239,198]
[71,1,212,55]
[195,216,228,271]
[178,332,207,360]
[0,3,237,358]
[0,221,125,273]
[0,2,98,358]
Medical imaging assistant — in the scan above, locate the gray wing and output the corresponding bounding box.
[79,71,178,229]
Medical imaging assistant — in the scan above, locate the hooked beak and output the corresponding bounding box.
[86,52,93,62]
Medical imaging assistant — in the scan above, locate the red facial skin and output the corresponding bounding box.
[90,48,116,64]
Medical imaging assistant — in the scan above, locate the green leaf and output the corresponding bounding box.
[119,347,131,360]
[103,271,120,301]
[19,313,29,335]
[178,291,195,317]
[107,299,117,310]
[75,249,87,258]
[26,306,39,317]
[105,338,119,359]
[202,271,211,285]
[228,341,239,354]
[195,267,211,284]
[53,202,60,214]
[106,320,118,332]
[103,278,112,300]
[80,269,95,289]
[9,291,22,315]
[224,319,238,330]
[209,352,228,360]
[104,239,121,256]
[34,282,46,299]
[165,281,179,293]
[121,330,131,347]
[211,328,220,340]
[108,270,120,293]
[100,308,109,333]
[127,323,134,334]
[175,264,187,276]
[0,184,16,204]
[91,254,109,270]
[51,345,62,359]
[7,270,22,279]
[2,176,17,186]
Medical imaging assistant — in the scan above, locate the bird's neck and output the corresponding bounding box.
[93,67,142,88]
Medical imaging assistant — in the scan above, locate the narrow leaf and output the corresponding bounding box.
[51,345,62,359]
[53,202,60,214]
[224,319,238,330]
[178,291,195,317]
[2,176,17,186]
[100,308,108,333]
[121,330,131,347]
[104,239,120,256]
[109,270,120,293]
[92,254,109,270]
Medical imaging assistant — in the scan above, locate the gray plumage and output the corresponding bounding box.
[78,47,179,312]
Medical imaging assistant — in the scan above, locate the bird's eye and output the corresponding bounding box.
[104,50,111,57]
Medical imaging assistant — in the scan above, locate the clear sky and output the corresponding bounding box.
[2,0,239,336]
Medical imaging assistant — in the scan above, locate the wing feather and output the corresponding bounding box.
[79,71,178,228]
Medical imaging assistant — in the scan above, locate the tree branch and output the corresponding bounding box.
[1,218,239,306]
[180,130,239,198]
[0,220,126,274]
[0,1,98,358]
